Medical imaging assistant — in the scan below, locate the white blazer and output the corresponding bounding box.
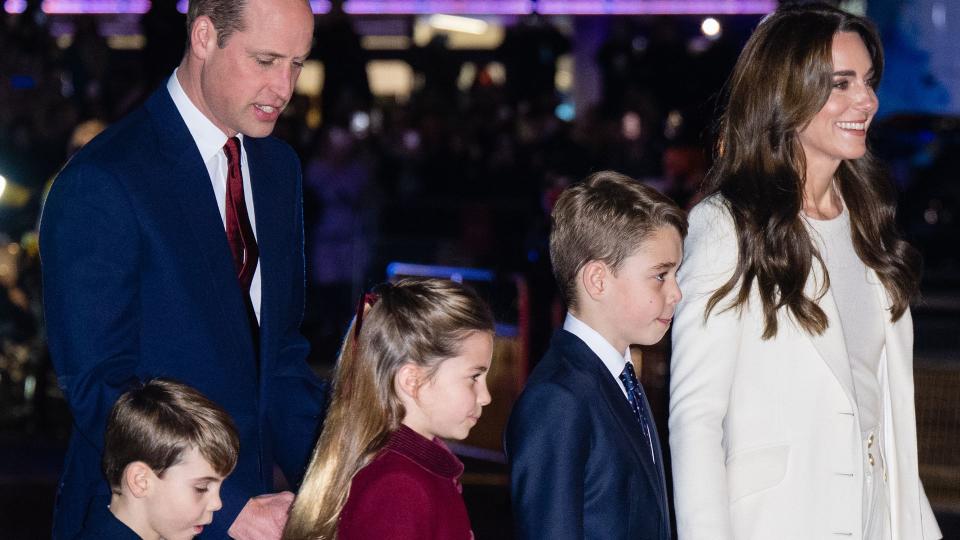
[669,197,941,540]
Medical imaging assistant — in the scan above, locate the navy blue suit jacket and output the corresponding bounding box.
[76,497,140,540]
[40,86,328,539]
[505,330,670,540]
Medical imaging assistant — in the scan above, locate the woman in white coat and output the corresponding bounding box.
[668,3,941,539]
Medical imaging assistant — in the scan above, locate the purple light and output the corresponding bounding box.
[536,0,775,15]
[2,0,770,15]
[344,0,532,15]
[3,0,329,14]
[4,0,149,13]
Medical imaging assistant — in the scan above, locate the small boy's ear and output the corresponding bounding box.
[123,461,154,498]
[396,363,424,399]
[580,260,608,301]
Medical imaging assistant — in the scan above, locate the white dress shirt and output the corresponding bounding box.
[167,70,261,322]
[563,312,632,398]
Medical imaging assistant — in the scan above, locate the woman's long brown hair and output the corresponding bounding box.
[703,2,921,339]
[282,278,494,540]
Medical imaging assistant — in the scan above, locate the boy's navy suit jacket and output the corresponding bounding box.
[40,85,328,539]
[506,329,670,540]
[76,501,141,540]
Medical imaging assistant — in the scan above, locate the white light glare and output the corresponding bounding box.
[350,112,371,136]
[932,2,946,30]
[701,17,721,38]
[428,14,489,35]
[0,175,7,201]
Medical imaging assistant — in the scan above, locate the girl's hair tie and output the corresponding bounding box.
[353,291,380,341]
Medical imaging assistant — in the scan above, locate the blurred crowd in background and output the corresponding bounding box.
[0,1,737,399]
[0,0,958,485]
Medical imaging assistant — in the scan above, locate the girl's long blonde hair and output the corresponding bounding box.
[282,278,495,540]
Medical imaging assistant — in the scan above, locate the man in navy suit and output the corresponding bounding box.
[40,0,326,538]
[506,171,686,539]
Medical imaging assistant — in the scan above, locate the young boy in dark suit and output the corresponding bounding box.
[79,379,239,540]
[506,170,686,539]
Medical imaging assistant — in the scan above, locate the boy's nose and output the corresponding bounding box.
[209,490,223,512]
[669,279,683,304]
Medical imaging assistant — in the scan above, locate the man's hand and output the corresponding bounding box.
[228,491,295,540]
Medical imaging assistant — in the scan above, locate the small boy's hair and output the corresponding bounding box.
[102,379,240,489]
[550,170,687,310]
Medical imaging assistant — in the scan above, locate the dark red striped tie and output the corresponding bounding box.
[223,137,259,293]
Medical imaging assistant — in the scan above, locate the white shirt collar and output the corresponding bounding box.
[166,69,242,162]
[563,312,631,396]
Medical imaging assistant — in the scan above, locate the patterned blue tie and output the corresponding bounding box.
[620,361,656,464]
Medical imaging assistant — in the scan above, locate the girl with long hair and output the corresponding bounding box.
[668,3,941,539]
[282,278,495,540]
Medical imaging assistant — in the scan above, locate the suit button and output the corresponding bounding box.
[868,433,874,448]
[868,453,875,466]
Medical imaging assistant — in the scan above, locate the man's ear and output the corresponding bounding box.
[580,260,609,302]
[189,15,219,61]
[122,462,155,499]
[396,363,425,400]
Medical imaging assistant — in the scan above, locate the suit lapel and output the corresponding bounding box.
[805,262,857,402]
[144,88,257,359]
[597,368,666,507]
[243,137,278,365]
[639,385,668,495]
[559,332,666,516]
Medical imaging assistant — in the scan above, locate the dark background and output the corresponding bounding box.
[1,0,958,537]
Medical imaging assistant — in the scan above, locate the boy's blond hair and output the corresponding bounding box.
[102,379,239,489]
[550,170,687,310]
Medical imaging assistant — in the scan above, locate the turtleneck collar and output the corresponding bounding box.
[387,424,465,480]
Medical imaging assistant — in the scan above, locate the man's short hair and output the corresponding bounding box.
[549,170,687,310]
[186,0,248,48]
[186,0,312,48]
[102,379,240,489]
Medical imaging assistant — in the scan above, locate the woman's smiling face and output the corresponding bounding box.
[797,31,879,173]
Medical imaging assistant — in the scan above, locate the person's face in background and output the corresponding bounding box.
[196,0,313,138]
[797,31,879,175]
